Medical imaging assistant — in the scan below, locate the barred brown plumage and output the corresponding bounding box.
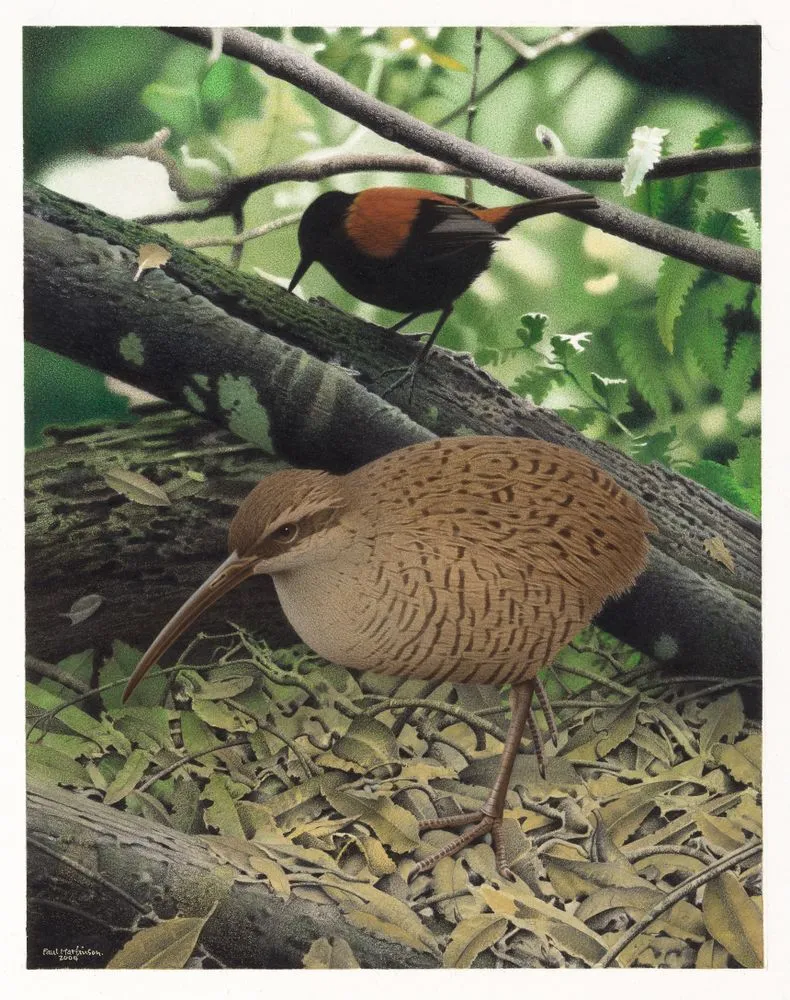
[123,436,653,879]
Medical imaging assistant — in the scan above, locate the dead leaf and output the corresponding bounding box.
[442,914,508,968]
[104,467,171,506]
[321,775,419,853]
[702,535,735,573]
[107,903,217,968]
[696,938,730,968]
[247,854,291,901]
[713,734,761,789]
[302,936,359,969]
[479,882,608,966]
[321,876,440,957]
[702,871,763,967]
[60,593,103,625]
[698,692,745,756]
[134,242,171,282]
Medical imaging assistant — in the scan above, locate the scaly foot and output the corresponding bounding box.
[409,810,515,881]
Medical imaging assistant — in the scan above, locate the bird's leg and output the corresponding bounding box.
[534,676,559,747]
[389,311,424,336]
[380,303,455,404]
[410,679,536,881]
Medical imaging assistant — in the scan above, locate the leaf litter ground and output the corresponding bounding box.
[27,625,762,969]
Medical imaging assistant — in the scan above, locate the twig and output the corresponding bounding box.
[673,680,757,706]
[182,212,301,249]
[490,26,599,63]
[28,837,150,915]
[25,654,91,695]
[553,660,635,696]
[435,26,601,129]
[623,843,713,865]
[225,698,317,778]
[30,897,132,936]
[597,840,762,968]
[411,888,473,910]
[137,737,251,793]
[464,28,484,203]
[362,695,510,744]
[133,146,759,228]
[163,28,760,283]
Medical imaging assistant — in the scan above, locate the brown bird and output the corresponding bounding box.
[288,187,598,397]
[123,437,653,878]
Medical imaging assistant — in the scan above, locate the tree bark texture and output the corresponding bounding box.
[27,782,437,969]
[24,184,761,679]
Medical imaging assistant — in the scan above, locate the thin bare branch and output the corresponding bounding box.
[182,212,301,249]
[597,840,762,968]
[163,27,760,283]
[437,26,603,128]
[464,28,484,203]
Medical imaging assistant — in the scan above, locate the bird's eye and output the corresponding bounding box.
[272,523,299,544]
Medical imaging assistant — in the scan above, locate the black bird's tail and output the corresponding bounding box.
[485,193,598,234]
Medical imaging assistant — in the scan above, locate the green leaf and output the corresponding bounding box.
[722,335,760,414]
[474,348,500,367]
[610,311,673,419]
[517,312,548,348]
[702,872,763,968]
[685,460,752,510]
[181,669,255,701]
[26,683,131,755]
[632,430,677,465]
[202,774,246,838]
[107,904,218,969]
[443,914,508,968]
[729,209,761,250]
[101,641,167,709]
[656,256,702,353]
[140,82,202,134]
[104,748,150,805]
[27,743,94,788]
[694,121,736,149]
[512,367,563,404]
[590,372,629,416]
[190,698,256,733]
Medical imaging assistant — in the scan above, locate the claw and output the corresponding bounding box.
[410,811,515,880]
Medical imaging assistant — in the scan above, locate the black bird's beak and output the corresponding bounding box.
[288,256,313,293]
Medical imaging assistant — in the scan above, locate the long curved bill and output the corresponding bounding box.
[122,551,257,702]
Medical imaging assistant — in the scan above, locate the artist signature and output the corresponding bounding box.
[41,946,103,963]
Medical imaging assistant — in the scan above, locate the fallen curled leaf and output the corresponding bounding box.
[104,467,171,506]
[702,535,735,573]
[133,242,171,281]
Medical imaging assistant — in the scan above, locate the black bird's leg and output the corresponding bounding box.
[389,311,424,333]
[380,303,454,403]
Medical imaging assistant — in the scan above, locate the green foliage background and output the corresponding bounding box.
[24,26,760,514]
